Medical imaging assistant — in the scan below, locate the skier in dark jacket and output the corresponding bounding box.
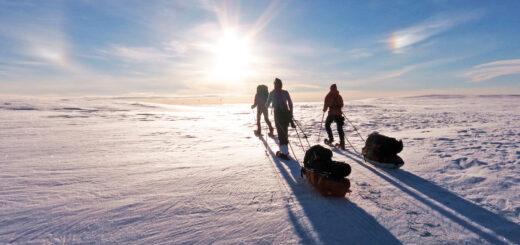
[265,78,293,159]
[323,84,345,150]
[251,85,274,137]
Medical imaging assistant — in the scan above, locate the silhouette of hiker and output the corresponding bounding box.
[265,78,293,159]
[251,84,274,137]
[323,84,345,150]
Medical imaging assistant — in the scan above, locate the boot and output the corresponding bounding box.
[268,127,275,137]
[280,145,289,155]
[324,138,334,146]
[276,151,290,160]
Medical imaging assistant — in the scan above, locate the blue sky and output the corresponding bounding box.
[1,0,519,98]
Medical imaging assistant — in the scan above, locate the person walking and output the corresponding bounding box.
[251,84,274,137]
[265,78,293,159]
[323,84,345,150]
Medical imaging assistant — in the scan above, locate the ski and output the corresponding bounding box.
[364,157,403,169]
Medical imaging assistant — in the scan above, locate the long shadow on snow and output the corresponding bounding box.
[259,137,401,245]
[335,149,520,245]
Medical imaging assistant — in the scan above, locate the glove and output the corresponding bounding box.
[290,120,296,128]
[251,105,255,109]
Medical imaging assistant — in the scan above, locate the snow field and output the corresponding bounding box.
[0,95,518,244]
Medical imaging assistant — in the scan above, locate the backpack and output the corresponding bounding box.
[303,145,351,178]
[304,145,332,171]
[328,161,351,179]
[256,85,268,100]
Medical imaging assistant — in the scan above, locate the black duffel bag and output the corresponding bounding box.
[329,161,351,178]
[304,145,351,178]
[304,145,332,171]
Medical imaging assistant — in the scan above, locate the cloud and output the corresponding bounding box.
[346,48,373,59]
[356,65,418,84]
[388,11,482,53]
[0,4,79,72]
[103,45,175,63]
[465,59,520,82]
[286,83,321,90]
[343,58,458,86]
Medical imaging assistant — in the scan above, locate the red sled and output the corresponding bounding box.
[301,167,351,197]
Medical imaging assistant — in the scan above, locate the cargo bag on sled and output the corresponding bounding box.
[362,132,404,169]
[302,145,351,196]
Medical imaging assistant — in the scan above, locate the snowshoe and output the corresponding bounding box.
[324,138,334,146]
[335,143,345,150]
[276,151,290,160]
[254,130,263,136]
[267,132,275,137]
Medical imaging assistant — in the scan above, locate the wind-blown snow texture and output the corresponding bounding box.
[0,95,519,244]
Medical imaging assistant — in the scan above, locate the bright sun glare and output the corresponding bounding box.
[211,29,253,83]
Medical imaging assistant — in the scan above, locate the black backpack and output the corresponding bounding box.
[304,145,351,178]
[329,161,351,179]
[304,145,332,171]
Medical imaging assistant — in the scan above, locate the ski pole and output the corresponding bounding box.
[265,118,268,142]
[317,112,325,144]
[342,112,365,142]
[251,109,255,124]
[293,119,311,148]
[292,120,307,153]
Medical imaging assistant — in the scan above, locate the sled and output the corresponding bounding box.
[361,132,404,169]
[364,157,404,169]
[301,167,351,197]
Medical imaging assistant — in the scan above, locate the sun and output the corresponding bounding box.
[211,29,253,83]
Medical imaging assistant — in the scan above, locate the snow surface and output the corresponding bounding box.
[0,95,519,244]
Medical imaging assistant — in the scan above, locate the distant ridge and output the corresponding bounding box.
[403,94,466,99]
[476,94,520,98]
[403,94,520,99]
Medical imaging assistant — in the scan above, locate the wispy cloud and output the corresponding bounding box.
[102,45,175,63]
[388,11,483,53]
[344,57,459,86]
[346,48,373,59]
[465,59,520,82]
[351,65,418,85]
[0,4,79,72]
[287,83,321,91]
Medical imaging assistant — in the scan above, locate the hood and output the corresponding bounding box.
[328,88,339,95]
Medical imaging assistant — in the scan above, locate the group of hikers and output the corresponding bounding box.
[251,78,345,160]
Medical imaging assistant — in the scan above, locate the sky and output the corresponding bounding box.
[0,0,520,99]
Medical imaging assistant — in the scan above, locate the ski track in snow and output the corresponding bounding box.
[0,95,519,244]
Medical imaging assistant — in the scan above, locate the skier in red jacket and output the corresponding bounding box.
[323,84,345,150]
